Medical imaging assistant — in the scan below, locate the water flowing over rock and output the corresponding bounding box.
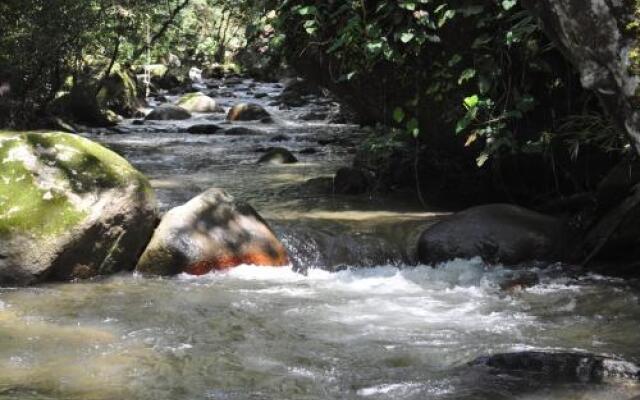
[0,131,157,285]
[522,0,640,156]
[227,102,270,121]
[257,147,298,164]
[469,351,640,383]
[136,188,289,276]
[145,104,192,121]
[417,204,567,265]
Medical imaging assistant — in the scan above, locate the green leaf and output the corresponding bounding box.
[399,1,417,11]
[406,118,420,138]
[393,107,405,123]
[501,0,517,11]
[458,68,476,85]
[463,94,479,109]
[400,32,415,43]
[476,153,489,167]
[297,6,316,15]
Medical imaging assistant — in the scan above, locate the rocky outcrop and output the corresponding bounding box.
[417,204,567,265]
[0,131,157,285]
[522,0,640,156]
[145,104,192,121]
[227,103,270,121]
[136,188,289,276]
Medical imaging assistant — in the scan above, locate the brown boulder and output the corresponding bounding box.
[136,189,289,275]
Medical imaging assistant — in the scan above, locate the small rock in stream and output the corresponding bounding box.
[258,147,298,164]
[469,351,640,383]
[224,127,264,136]
[186,124,223,135]
[227,102,270,121]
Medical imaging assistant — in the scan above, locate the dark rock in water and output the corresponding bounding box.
[258,147,298,164]
[145,104,191,121]
[227,103,270,121]
[260,117,274,124]
[279,79,322,107]
[0,132,157,285]
[334,167,373,195]
[155,95,168,103]
[469,351,640,383]
[254,92,268,99]
[299,177,333,195]
[417,204,567,266]
[269,134,290,142]
[224,127,264,136]
[299,111,327,121]
[132,119,145,126]
[136,188,289,275]
[151,73,181,90]
[224,77,244,85]
[186,124,222,135]
[299,147,317,155]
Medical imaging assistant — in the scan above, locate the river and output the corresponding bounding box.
[0,78,638,399]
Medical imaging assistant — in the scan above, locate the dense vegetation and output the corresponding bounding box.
[0,0,638,209]
[0,0,274,127]
[275,0,636,206]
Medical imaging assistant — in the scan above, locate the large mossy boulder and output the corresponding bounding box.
[227,103,270,121]
[145,104,192,121]
[0,131,157,285]
[176,92,221,113]
[136,188,289,276]
[417,204,567,265]
[97,67,144,118]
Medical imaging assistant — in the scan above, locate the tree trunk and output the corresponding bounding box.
[522,0,639,156]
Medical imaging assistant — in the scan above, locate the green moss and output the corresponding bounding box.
[176,92,204,107]
[0,131,153,238]
[0,135,85,238]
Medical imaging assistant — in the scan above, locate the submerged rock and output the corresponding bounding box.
[176,92,221,113]
[0,131,157,285]
[469,351,640,383]
[227,103,270,121]
[333,167,373,195]
[224,127,264,136]
[417,204,566,265]
[186,124,223,135]
[258,147,298,164]
[145,104,191,121]
[136,188,289,275]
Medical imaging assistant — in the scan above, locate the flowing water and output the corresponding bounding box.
[1,78,639,400]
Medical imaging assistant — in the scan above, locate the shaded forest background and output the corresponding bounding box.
[0,0,638,215]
